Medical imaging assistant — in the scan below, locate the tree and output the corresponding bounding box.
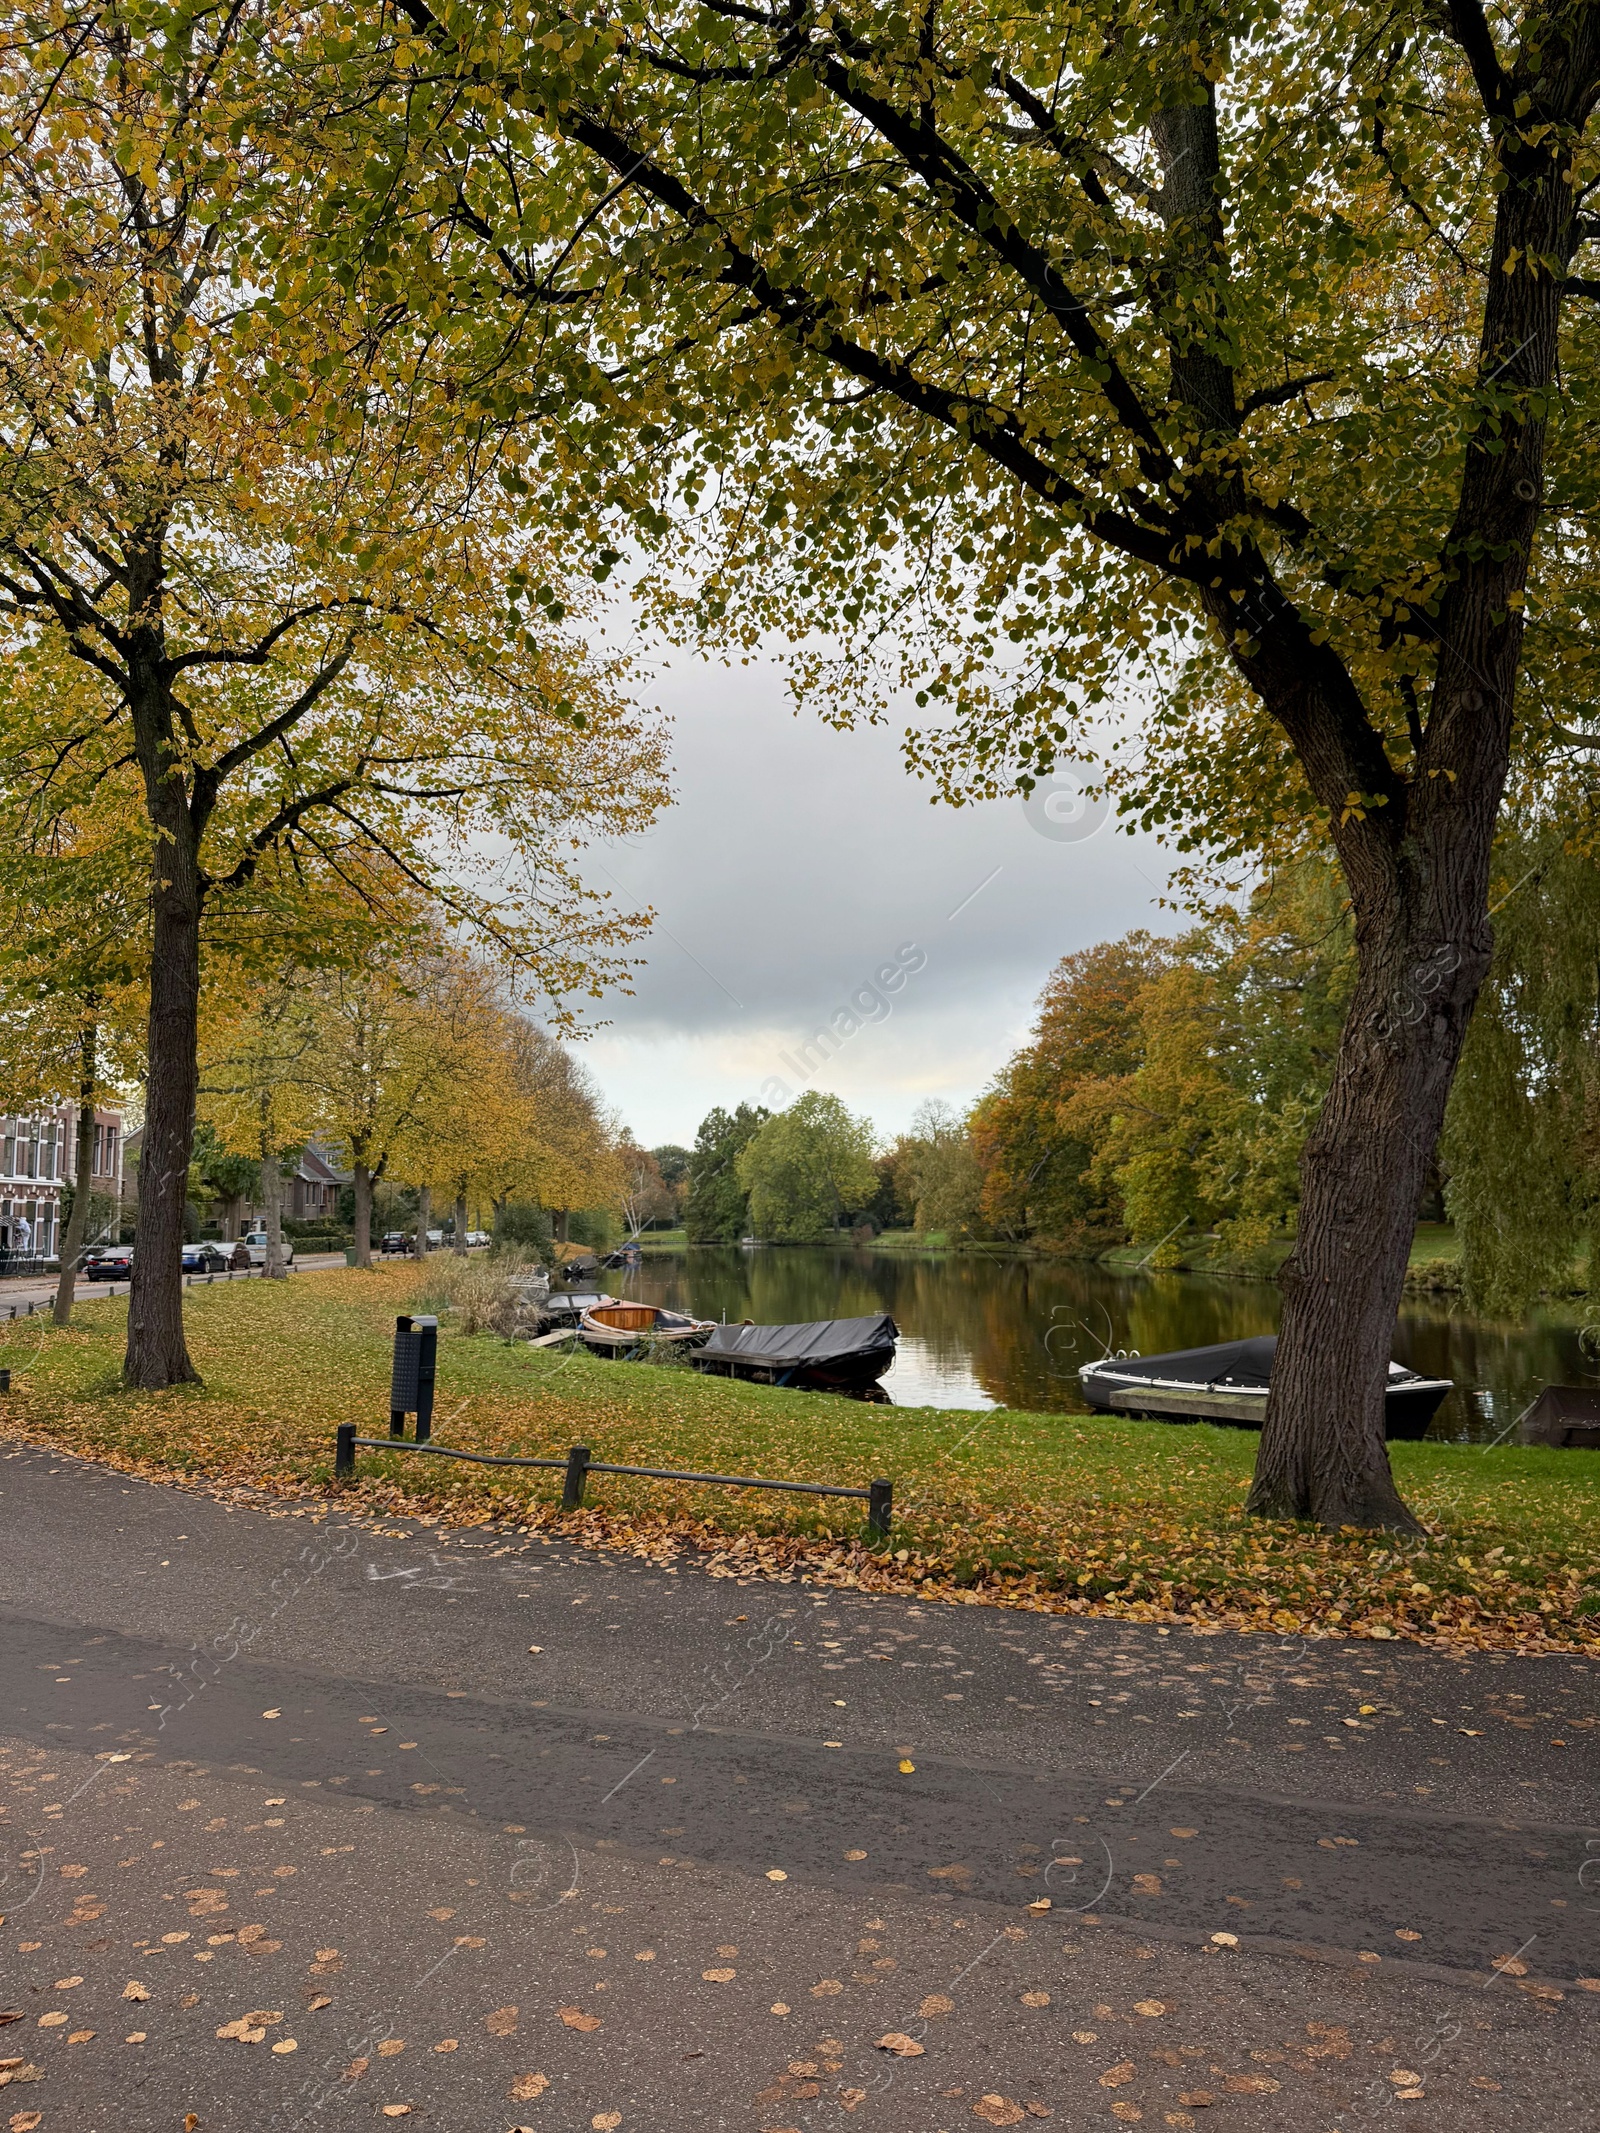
[0,7,665,1388]
[616,1134,673,1236]
[684,1104,770,1242]
[971,938,1165,1247]
[367,0,1600,1524]
[737,1091,879,1241]
[888,1100,985,1240]
[650,1144,692,1225]
[1442,805,1600,1311]
[0,787,147,1321]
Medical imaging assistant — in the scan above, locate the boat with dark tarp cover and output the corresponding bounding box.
[690,1314,899,1394]
[1079,1334,1452,1441]
[1517,1385,1600,1449]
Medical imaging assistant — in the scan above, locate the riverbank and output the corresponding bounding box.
[2,1265,1596,1652]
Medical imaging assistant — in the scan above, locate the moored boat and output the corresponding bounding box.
[579,1301,717,1354]
[536,1289,617,1333]
[1517,1386,1600,1448]
[690,1314,898,1394]
[1078,1335,1452,1441]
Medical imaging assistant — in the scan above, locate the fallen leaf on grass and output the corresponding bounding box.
[485,2006,519,2035]
[510,2073,549,2101]
[876,2034,925,2057]
[558,2007,601,2032]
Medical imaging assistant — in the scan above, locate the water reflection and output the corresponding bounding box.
[618,1245,1599,1443]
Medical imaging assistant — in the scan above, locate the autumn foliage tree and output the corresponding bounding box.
[319,0,1600,1525]
[0,2,666,1385]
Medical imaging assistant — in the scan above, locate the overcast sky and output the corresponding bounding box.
[570,649,1181,1149]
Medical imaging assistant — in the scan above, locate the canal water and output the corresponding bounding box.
[620,1244,1596,1443]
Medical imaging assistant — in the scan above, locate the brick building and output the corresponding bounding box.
[0,1103,124,1265]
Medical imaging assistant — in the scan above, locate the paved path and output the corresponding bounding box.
[0,1444,1593,2131]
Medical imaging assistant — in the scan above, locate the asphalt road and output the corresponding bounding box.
[0,1255,351,1317]
[0,1442,1594,2132]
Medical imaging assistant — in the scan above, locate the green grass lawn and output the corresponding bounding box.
[2,1264,1595,1649]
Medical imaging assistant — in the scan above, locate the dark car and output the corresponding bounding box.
[380,1231,410,1256]
[85,1245,133,1281]
[182,1243,230,1274]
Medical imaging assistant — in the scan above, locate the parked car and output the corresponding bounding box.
[85,1245,133,1281]
[241,1231,295,1267]
[181,1243,230,1274]
[465,1229,491,1247]
[380,1230,410,1255]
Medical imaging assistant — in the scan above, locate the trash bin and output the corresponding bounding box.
[344,1246,358,1267]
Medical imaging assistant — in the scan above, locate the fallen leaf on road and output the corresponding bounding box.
[1133,1876,1162,1895]
[1471,2077,1503,2091]
[702,1969,737,1984]
[876,2034,925,2057]
[972,2099,1026,2127]
[1072,2031,1098,2044]
[308,1998,332,2013]
[1134,2000,1166,2017]
[511,2074,549,2101]
[558,2008,601,2032]
[376,2041,405,2057]
[1208,1934,1238,1949]
[271,2040,298,2055]
[810,1981,843,1998]
[122,1983,150,2002]
[841,2089,867,2110]
[261,1709,281,1719]
[1025,1898,1051,1914]
[1025,2109,1052,2121]
[1178,2093,1216,2108]
[1491,1955,1529,1977]
[770,2003,790,2016]
[380,2110,409,2120]
[1020,1992,1050,2008]
[591,2113,622,2129]
[35,2016,64,2031]
[844,1850,867,1862]
[527,1646,542,1654]
[766,1870,787,1882]
[1111,2108,1143,2124]
[918,1996,954,2018]
[1394,1930,1421,1943]
[485,2007,519,2035]
[1169,1828,1197,1839]
[10,2114,42,2131]
[1099,2063,1136,2088]
[1223,2074,1279,2094]
[898,1760,915,1774]
[67,2031,94,2045]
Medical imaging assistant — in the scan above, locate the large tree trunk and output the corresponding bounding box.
[126,795,202,1389]
[52,1016,97,1327]
[1251,876,1492,1528]
[260,1127,288,1280]
[353,1158,373,1266]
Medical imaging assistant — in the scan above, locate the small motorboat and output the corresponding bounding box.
[1078,1335,1452,1441]
[579,1301,716,1355]
[1517,1386,1600,1449]
[690,1314,899,1394]
[536,1288,617,1333]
